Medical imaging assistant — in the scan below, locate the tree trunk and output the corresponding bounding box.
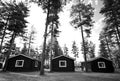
[80,25,88,72]
[40,0,50,75]
[115,26,120,41]
[0,26,7,53]
[28,33,32,56]
[50,22,54,72]
[115,28,120,48]
[2,32,16,71]
[40,24,48,75]
[115,29,120,68]
[78,0,88,72]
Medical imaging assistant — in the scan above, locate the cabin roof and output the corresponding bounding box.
[81,57,112,63]
[52,55,75,60]
[9,54,40,61]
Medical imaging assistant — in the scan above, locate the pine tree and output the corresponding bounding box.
[89,41,95,59]
[70,0,94,72]
[99,40,109,59]
[100,0,120,48]
[63,44,69,56]
[71,41,79,60]
[1,1,29,71]
[30,0,71,75]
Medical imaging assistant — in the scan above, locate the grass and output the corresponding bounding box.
[0,71,120,81]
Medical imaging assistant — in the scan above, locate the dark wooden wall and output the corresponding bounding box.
[52,56,75,72]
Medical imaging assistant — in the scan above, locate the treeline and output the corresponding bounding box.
[99,0,120,68]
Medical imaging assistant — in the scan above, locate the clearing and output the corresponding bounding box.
[0,71,120,81]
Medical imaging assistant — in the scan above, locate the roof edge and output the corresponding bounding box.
[9,54,40,61]
[52,55,75,60]
[81,56,112,63]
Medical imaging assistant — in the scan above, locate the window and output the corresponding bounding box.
[98,62,106,68]
[15,60,24,67]
[59,60,67,67]
[35,61,38,67]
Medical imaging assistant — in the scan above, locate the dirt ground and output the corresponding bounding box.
[0,71,120,81]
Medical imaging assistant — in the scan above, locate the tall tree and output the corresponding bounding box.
[1,1,29,71]
[27,26,36,56]
[70,0,94,72]
[99,26,114,60]
[100,0,120,47]
[30,0,71,75]
[100,0,120,68]
[71,41,79,60]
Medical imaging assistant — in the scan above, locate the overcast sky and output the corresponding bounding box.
[9,0,105,61]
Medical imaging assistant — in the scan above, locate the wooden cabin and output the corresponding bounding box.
[0,62,2,69]
[81,57,114,73]
[6,54,41,72]
[51,55,75,72]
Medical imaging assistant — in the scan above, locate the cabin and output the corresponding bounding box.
[81,57,114,73]
[6,54,41,72]
[0,62,2,69]
[51,55,75,72]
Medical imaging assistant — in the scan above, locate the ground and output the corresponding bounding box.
[0,71,120,81]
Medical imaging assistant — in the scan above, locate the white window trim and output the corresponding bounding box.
[98,62,106,68]
[15,60,24,67]
[59,60,67,67]
[35,61,38,67]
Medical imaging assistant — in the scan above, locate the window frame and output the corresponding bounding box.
[59,60,67,67]
[35,61,38,67]
[15,60,24,67]
[98,62,106,68]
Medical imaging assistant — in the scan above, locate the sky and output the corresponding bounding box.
[5,0,105,61]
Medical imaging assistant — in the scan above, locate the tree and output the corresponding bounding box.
[21,43,28,55]
[53,40,63,57]
[63,44,69,56]
[100,0,120,68]
[45,38,63,71]
[99,27,114,60]
[46,38,63,58]
[71,41,79,60]
[81,39,89,59]
[81,39,95,60]
[0,1,11,54]
[1,1,29,71]
[30,0,71,75]
[112,49,120,68]
[89,41,95,59]
[27,26,36,56]
[99,39,109,59]
[102,0,120,36]
[70,0,94,72]
[100,0,120,48]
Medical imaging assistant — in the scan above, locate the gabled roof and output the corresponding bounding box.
[52,55,75,60]
[81,56,112,63]
[89,57,112,61]
[9,54,40,61]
